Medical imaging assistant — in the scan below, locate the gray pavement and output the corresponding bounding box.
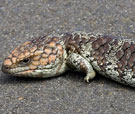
[0,0,135,113]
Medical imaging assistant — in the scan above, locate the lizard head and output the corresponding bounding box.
[1,36,67,78]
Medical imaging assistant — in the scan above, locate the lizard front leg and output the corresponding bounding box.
[67,53,96,82]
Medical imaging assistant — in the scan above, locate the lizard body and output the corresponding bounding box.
[2,31,135,87]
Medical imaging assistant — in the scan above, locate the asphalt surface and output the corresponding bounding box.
[0,0,135,114]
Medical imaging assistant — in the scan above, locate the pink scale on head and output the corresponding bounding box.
[34,51,43,56]
[11,42,31,58]
[40,58,48,66]
[33,56,41,61]
[28,64,37,70]
[52,48,57,54]
[44,48,52,55]
[4,59,12,66]
[8,54,12,58]
[19,41,31,52]
[48,55,56,63]
[32,61,40,66]
[48,41,56,47]
[30,46,37,53]
[12,49,19,57]
[42,53,48,58]
[18,53,25,60]
[56,44,63,56]
[24,50,30,57]
[12,57,17,64]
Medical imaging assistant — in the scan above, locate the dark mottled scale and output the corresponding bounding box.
[128,61,134,69]
[97,59,102,65]
[114,41,135,73]
[120,56,128,68]
[129,53,135,63]
[92,51,99,60]
[99,47,105,54]
[92,37,112,50]
[101,58,107,70]
[97,53,105,66]
[127,53,135,69]
[95,38,106,46]
[103,44,109,53]
[90,37,114,70]
[75,40,82,47]
[64,33,91,53]
[122,42,130,50]
[103,36,113,42]
[113,40,118,45]
[92,41,101,49]
[133,66,135,72]
[62,33,73,44]
[79,37,88,46]
[74,34,80,41]
[129,43,135,53]
[88,37,96,42]
[124,48,131,60]
[117,61,122,69]
[69,38,76,44]
[116,50,124,60]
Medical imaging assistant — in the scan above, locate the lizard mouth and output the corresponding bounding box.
[1,64,30,75]
[1,63,58,77]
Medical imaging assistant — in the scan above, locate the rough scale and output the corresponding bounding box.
[2,31,135,87]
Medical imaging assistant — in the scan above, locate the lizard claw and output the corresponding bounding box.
[84,76,90,83]
[84,71,96,83]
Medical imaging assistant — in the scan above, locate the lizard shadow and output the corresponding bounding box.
[0,72,135,91]
[64,71,135,91]
[0,73,55,84]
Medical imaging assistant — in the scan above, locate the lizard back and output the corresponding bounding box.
[64,32,135,86]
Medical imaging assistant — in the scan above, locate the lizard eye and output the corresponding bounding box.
[21,58,30,64]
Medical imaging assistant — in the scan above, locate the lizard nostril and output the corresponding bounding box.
[1,64,9,72]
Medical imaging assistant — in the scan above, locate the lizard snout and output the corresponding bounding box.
[1,64,10,73]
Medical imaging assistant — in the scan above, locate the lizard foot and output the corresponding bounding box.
[84,71,96,83]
